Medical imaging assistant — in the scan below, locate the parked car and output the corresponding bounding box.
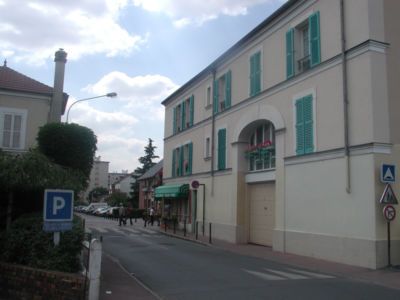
[85,203,108,214]
[93,207,109,216]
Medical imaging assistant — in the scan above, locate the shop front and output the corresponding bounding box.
[154,184,191,229]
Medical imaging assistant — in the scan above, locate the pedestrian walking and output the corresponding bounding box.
[150,207,155,226]
[118,203,127,226]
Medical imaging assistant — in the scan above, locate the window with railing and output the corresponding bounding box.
[286,11,320,78]
[246,123,275,171]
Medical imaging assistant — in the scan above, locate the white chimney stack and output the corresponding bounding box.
[49,48,67,122]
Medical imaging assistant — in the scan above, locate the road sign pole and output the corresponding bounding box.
[54,231,60,246]
[387,221,391,267]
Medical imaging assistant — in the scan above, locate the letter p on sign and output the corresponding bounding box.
[53,197,65,215]
[44,189,74,222]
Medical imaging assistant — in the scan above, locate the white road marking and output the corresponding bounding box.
[286,268,335,279]
[244,269,285,281]
[244,267,335,282]
[265,269,308,280]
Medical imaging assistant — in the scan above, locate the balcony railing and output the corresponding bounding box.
[298,55,310,73]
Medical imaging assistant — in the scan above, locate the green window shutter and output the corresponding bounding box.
[172,148,176,177]
[218,128,226,170]
[181,101,186,130]
[309,11,321,67]
[188,142,193,175]
[250,54,255,96]
[225,70,231,109]
[286,28,295,78]
[254,51,261,95]
[213,80,219,114]
[303,95,314,153]
[173,107,177,134]
[295,99,305,155]
[189,95,194,127]
[179,146,184,176]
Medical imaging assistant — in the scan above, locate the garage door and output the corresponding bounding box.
[248,182,275,246]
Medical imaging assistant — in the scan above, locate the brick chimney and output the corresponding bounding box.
[49,48,67,122]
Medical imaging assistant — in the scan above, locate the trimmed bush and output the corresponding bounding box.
[0,213,84,273]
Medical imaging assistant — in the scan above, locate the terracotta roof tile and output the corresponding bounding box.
[0,65,53,95]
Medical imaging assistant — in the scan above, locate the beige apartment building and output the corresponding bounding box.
[158,0,400,269]
[0,49,68,153]
[84,157,110,201]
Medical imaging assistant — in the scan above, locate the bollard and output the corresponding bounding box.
[173,220,176,234]
[195,221,198,240]
[184,218,186,237]
[209,223,212,244]
[88,239,102,300]
[165,219,167,232]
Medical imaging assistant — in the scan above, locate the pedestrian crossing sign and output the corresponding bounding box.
[381,164,395,183]
[379,184,398,205]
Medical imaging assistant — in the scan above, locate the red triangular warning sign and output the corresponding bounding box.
[379,184,398,204]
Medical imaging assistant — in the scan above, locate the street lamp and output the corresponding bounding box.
[66,92,117,123]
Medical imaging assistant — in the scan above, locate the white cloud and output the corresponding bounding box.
[133,0,280,27]
[84,71,178,120]
[66,71,177,171]
[0,0,146,65]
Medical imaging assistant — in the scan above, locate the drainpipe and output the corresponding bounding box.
[340,0,351,194]
[210,66,217,195]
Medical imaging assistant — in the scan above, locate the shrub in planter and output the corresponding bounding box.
[0,213,84,273]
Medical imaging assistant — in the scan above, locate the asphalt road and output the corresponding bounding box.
[84,214,400,300]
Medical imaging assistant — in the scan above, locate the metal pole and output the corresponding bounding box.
[209,223,212,244]
[201,184,205,236]
[388,221,391,267]
[196,221,198,240]
[184,217,186,237]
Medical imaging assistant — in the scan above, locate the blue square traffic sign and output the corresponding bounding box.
[381,164,396,183]
[44,189,74,222]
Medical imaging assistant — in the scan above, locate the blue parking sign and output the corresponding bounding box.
[44,189,74,221]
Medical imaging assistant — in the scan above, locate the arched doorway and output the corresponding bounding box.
[242,121,276,246]
[232,104,285,247]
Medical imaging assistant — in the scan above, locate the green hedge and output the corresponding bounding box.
[0,213,84,273]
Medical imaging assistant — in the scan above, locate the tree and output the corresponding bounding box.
[136,138,159,174]
[0,149,86,231]
[106,192,129,207]
[130,138,159,208]
[88,187,109,202]
[37,122,97,178]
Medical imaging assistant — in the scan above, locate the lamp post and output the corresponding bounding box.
[66,92,117,123]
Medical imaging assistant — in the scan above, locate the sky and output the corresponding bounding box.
[0,0,286,172]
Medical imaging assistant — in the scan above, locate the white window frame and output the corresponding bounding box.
[205,85,212,109]
[204,135,211,159]
[0,107,27,150]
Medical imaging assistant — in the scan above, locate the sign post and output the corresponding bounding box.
[43,189,74,246]
[383,205,396,267]
[379,164,397,267]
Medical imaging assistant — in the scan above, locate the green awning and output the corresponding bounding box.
[154,184,189,199]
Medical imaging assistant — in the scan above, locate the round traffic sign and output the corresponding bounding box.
[383,205,396,222]
[191,180,200,189]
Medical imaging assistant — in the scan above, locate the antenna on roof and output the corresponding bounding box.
[3,59,6,67]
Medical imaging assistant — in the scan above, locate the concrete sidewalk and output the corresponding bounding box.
[99,252,159,300]
[98,218,400,299]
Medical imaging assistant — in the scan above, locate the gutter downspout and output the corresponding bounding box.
[211,67,217,196]
[340,0,351,194]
